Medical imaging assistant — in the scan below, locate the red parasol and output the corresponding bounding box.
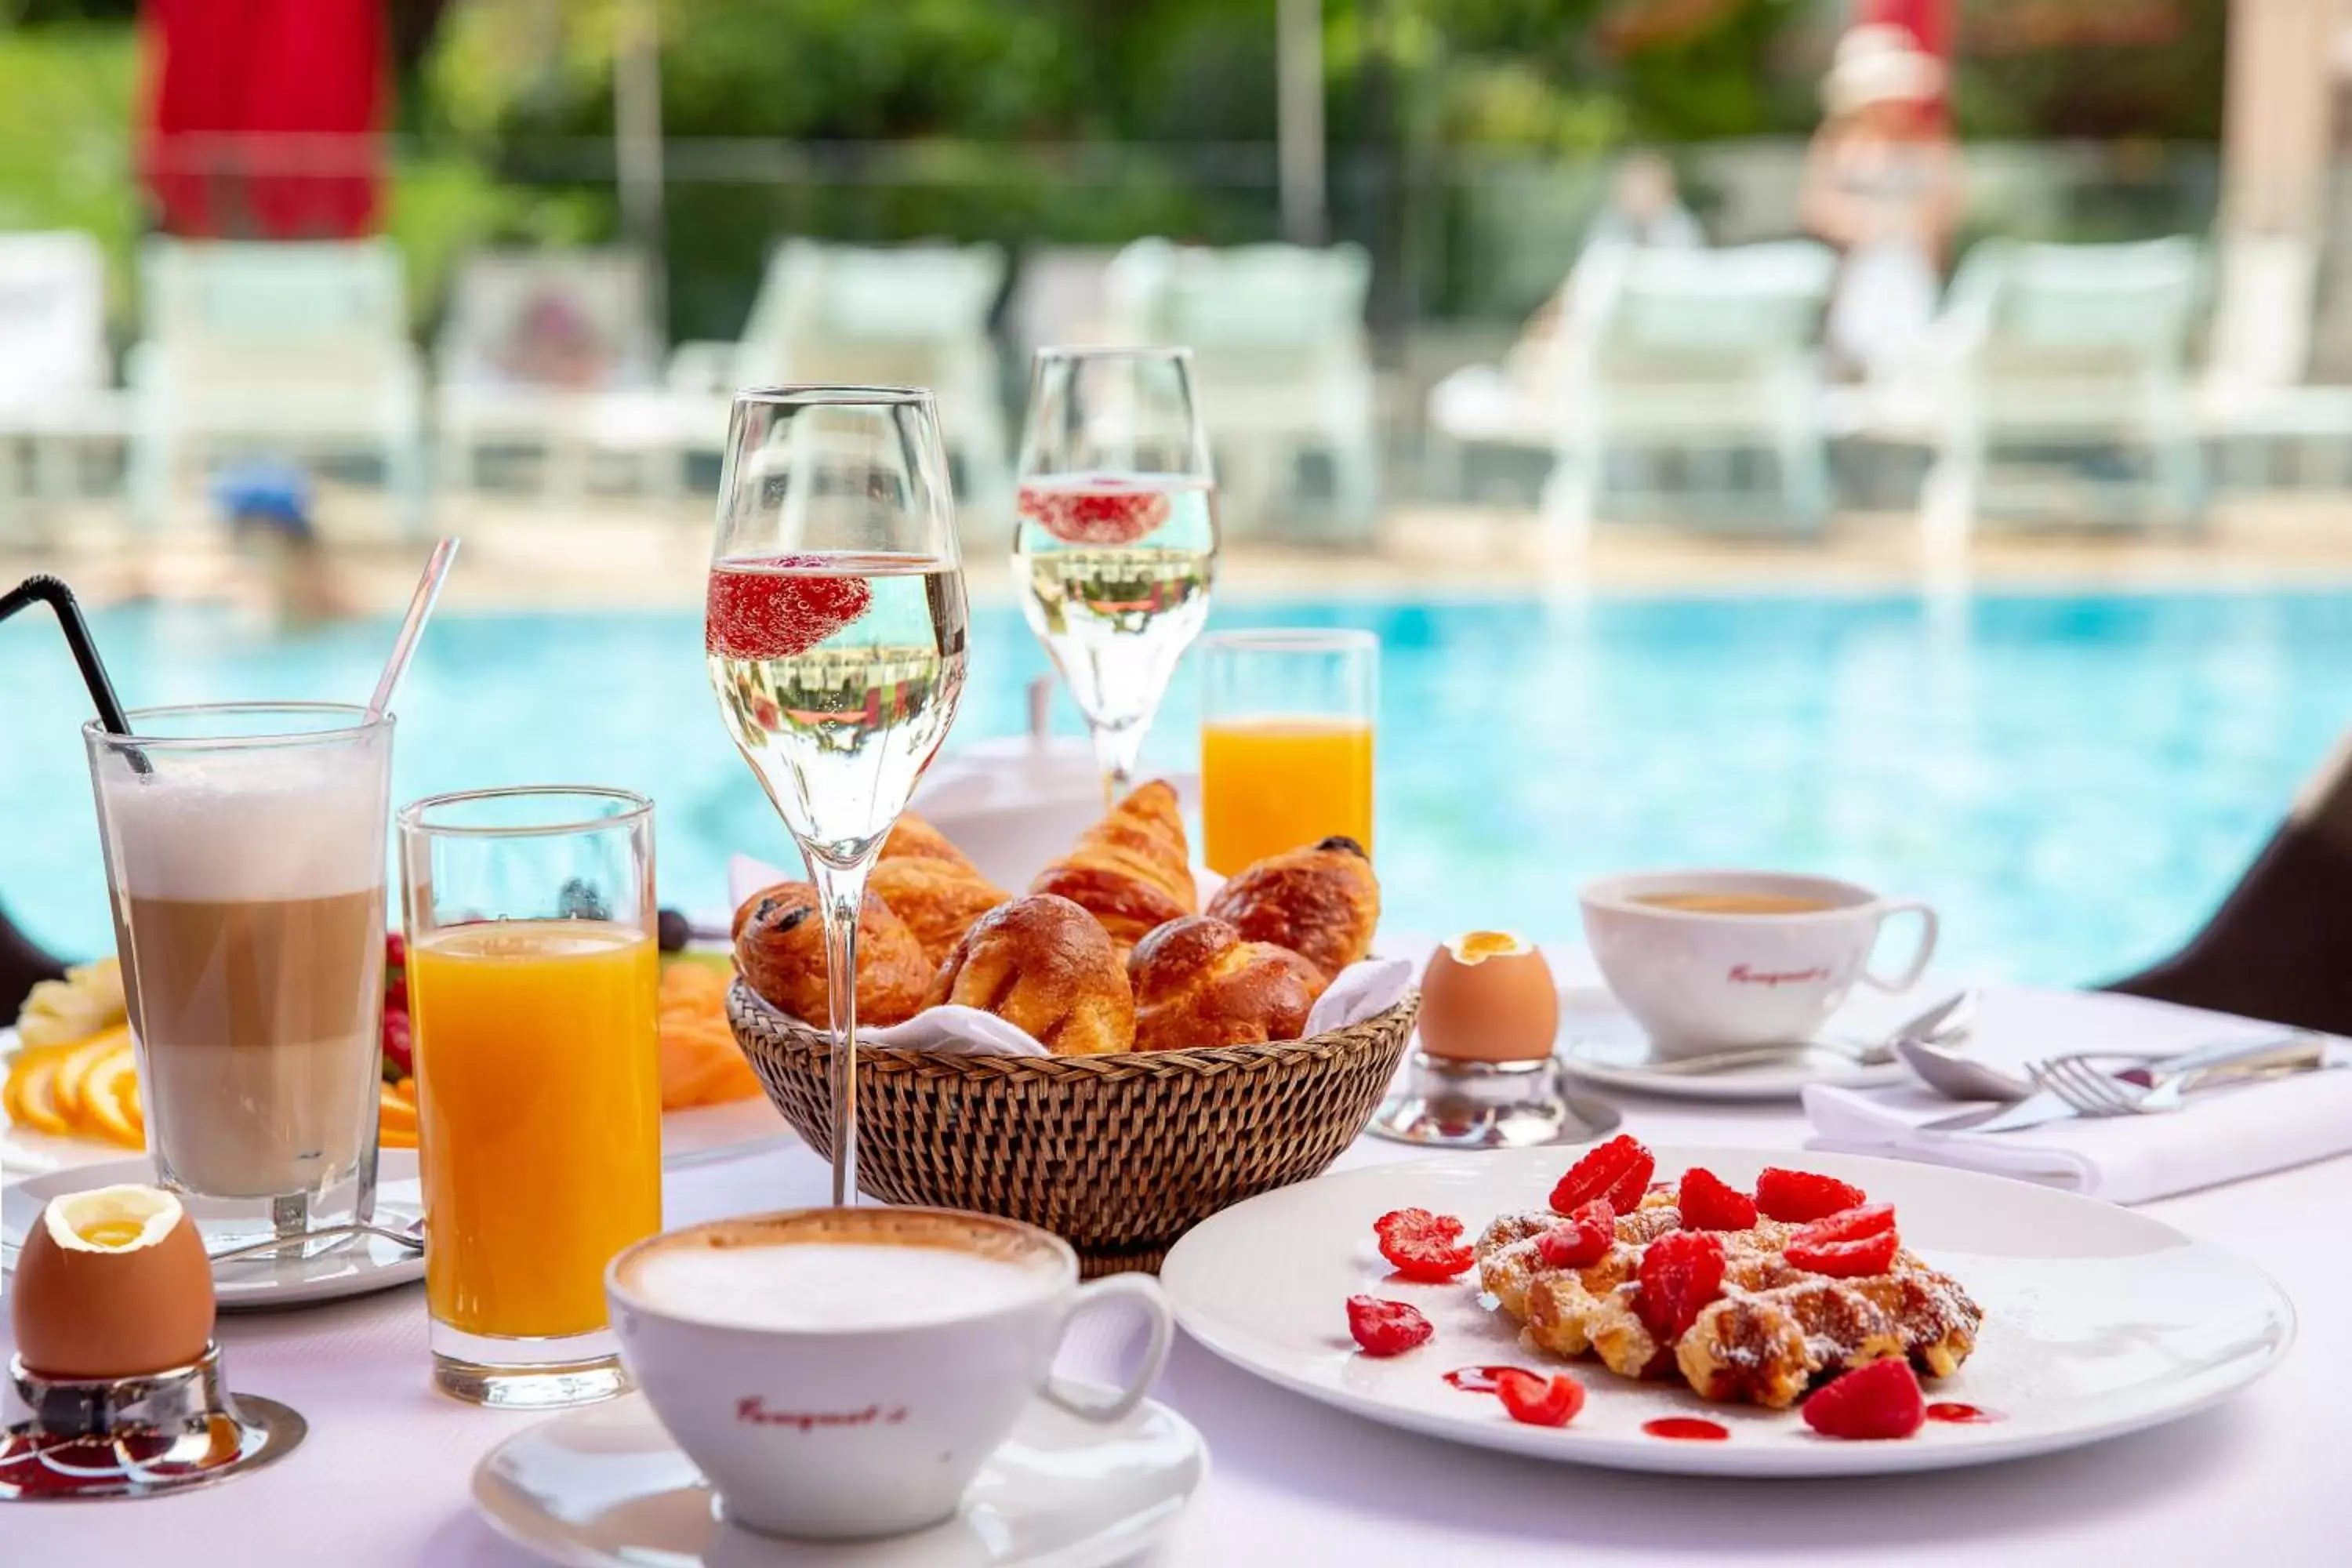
[138,0,388,239]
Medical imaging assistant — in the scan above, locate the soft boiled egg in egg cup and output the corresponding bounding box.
[1364,931,1622,1148]
[3,1183,310,1498]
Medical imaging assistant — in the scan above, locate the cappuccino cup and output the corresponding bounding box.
[1580,871,1937,1057]
[606,1207,1174,1541]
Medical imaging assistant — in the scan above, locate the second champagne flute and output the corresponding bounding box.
[1014,347,1218,799]
[704,387,970,1207]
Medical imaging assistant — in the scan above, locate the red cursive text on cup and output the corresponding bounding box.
[1727,964,1829,987]
[736,1396,909,1432]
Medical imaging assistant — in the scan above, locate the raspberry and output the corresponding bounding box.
[1535,1200,1616,1270]
[706,555,874,660]
[383,931,406,968]
[1784,1204,1900,1278]
[1635,1229,1726,1342]
[1550,1134,1657,1215]
[379,1010,413,1079]
[1373,1208,1475,1282]
[1346,1295,1433,1356]
[1802,1358,1926,1440]
[1493,1369,1586,1428]
[1677,1167,1758,1231]
[1755,1167,1868,1223]
[1017,479,1171,545]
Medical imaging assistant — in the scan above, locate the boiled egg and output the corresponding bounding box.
[11,1184,215,1378]
[1418,931,1559,1063]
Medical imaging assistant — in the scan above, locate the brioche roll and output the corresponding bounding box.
[926,894,1136,1055]
[1128,915,1322,1051]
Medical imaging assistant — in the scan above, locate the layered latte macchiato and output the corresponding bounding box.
[88,706,393,1220]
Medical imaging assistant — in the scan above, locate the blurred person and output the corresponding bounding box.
[1802,25,1958,381]
[1505,151,1706,391]
[212,460,356,629]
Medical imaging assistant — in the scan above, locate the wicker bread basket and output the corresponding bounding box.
[727,978,1418,1276]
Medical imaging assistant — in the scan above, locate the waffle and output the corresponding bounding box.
[1473,1193,1980,1409]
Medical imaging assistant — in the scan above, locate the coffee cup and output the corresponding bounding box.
[605,1207,1174,1541]
[1579,872,1937,1057]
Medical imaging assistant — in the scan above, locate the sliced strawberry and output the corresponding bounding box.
[1635,1229,1726,1343]
[1535,1200,1616,1270]
[1802,1358,1926,1440]
[1016,479,1171,546]
[1373,1207,1475,1282]
[706,555,874,660]
[1755,1166,1868,1223]
[1677,1167,1759,1231]
[1493,1368,1586,1428]
[1346,1294,1433,1356]
[1549,1134,1657,1215]
[1784,1203,1900,1278]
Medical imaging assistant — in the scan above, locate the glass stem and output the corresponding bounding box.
[809,859,869,1207]
[1090,718,1146,806]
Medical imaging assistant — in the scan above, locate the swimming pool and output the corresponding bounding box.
[5,589,2349,987]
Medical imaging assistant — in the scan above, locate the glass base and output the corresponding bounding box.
[156,1156,379,1253]
[430,1321,629,1410]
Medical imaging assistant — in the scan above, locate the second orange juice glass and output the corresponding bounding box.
[1201,630,1378,874]
[399,786,662,1410]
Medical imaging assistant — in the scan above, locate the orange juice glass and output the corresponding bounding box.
[398,786,662,1410]
[1200,630,1377,875]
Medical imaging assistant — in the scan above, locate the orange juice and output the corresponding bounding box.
[410,919,662,1339]
[1202,717,1374,874]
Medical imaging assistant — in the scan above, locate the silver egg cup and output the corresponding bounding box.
[1,1345,305,1501]
[1367,1049,1622,1149]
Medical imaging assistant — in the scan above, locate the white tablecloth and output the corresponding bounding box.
[6,982,2340,1566]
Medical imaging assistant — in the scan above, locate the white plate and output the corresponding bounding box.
[4,1152,426,1308]
[1555,981,1962,1102]
[0,1025,796,1178]
[1160,1145,2295,1477]
[471,1385,1207,1568]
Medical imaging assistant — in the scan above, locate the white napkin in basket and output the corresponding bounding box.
[742,957,1416,1058]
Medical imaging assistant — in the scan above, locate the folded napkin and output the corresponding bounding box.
[745,957,1417,1058]
[1802,1040,2352,1205]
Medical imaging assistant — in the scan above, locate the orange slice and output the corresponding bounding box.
[82,1053,145,1149]
[55,1025,132,1112]
[10,1050,71,1135]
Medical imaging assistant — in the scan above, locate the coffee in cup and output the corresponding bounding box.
[606,1207,1173,1541]
[1580,871,1937,1057]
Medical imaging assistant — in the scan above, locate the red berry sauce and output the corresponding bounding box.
[1441,1365,1526,1395]
[1924,1402,2003,1425]
[1642,1416,1731,1442]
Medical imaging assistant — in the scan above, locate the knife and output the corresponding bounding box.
[1919,1033,2330,1135]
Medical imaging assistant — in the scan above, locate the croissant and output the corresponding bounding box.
[1029,779,1196,960]
[869,811,1009,968]
[1203,834,1380,989]
[1128,915,1321,1051]
[732,881,931,1029]
[927,895,1136,1055]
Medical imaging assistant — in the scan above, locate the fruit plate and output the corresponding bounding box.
[1159,1145,2296,1477]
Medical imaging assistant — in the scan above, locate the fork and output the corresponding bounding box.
[2027,1033,2329,1118]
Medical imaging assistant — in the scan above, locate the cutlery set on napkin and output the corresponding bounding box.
[1797,988,2352,1203]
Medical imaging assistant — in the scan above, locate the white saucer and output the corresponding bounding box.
[472,1385,1207,1568]
[3,1152,426,1309]
[1161,1145,2296,1478]
[1554,981,1959,1102]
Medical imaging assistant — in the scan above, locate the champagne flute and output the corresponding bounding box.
[1014,347,1218,800]
[704,387,970,1206]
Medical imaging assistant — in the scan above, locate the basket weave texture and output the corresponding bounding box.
[727,978,1418,1276]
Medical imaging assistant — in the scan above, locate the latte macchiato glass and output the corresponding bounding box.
[608,1207,1174,1541]
[85,703,393,1248]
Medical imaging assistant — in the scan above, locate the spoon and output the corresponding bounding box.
[205,1216,426,1267]
[1896,1034,2036,1102]
[1640,989,1975,1078]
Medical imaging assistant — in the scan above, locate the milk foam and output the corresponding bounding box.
[626,1240,1051,1330]
[96,746,387,901]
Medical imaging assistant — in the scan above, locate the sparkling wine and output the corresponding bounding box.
[706,552,969,864]
[1013,474,1216,743]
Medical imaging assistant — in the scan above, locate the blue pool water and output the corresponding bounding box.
[5,590,2350,987]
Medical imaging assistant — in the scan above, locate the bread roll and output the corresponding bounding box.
[1128,915,1321,1051]
[868,811,1008,967]
[926,895,1136,1055]
[733,882,930,1029]
[1203,835,1380,989]
[1029,779,1195,960]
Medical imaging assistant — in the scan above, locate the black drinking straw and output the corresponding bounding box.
[2,574,136,739]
